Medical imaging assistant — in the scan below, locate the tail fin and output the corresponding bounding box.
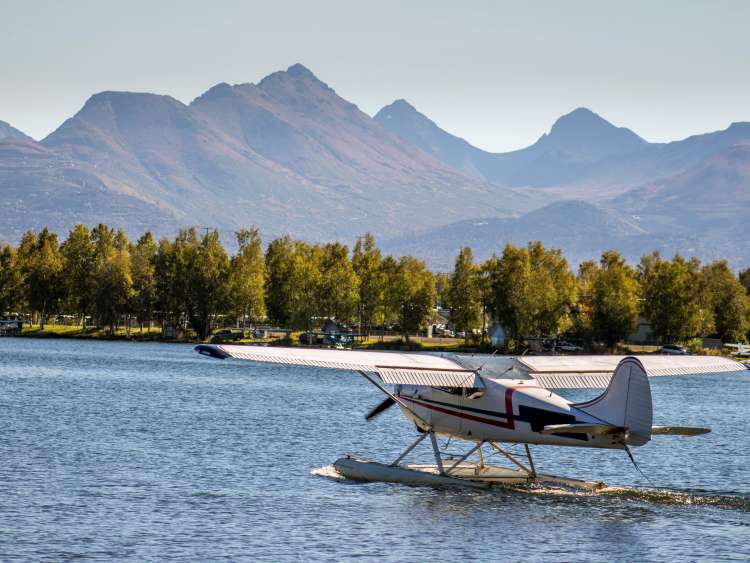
[573,357,653,446]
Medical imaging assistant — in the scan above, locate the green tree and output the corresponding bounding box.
[588,251,640,349]
[180,229,231,340]
[477,257,500,344]
[17,228,63,329]
[96,245,134,335]
[60,224,96,327]
[391,256,436,340]
[0,244,23,314]
[487,242,575,344]
[740,268,750,295]
[639,253,702,343]
[130,231,158,332]
[229,228,266,327]
[288,242,323,331]
[380,255,401,335]
[446,247,481,342]
[352,233,383,334]
[573,259,598,343]
[265,237,325,331]
[154,237,183,330]
[265,236,299,328]
[699,261,750,342]
[317,242,359,324]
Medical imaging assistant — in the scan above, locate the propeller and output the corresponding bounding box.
[365,397,396,421]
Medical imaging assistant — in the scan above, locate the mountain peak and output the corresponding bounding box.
[258,63,330,92]
[537,107,646,159]
[81,90,185,111]
[549,107,618,135]
[374,99,421,121]
[388,99,417,112]
[286,63,315,79]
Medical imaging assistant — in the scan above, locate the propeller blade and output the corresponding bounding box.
[365,397,396,421]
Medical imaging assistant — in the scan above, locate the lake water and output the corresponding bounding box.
[1,338,748,561]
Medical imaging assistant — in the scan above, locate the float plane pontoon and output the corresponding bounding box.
[195,345,746,489]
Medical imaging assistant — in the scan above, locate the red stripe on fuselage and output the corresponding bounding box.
[400,387,517,430]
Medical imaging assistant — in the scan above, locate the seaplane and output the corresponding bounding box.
[195,344,747,489]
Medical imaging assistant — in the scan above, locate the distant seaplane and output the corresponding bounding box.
[195,345,746,489]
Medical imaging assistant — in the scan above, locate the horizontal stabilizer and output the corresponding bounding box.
[524,355,746,389]
[541,423,626,436]
[651,426,711,436]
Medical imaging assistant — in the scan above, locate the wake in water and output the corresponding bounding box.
[312,466,750,511]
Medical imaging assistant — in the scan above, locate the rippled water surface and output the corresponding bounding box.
[1,338,749,561]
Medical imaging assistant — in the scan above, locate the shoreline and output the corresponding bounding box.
[11,325,483,352]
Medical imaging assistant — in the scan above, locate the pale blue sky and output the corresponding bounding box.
[2,0,748,151]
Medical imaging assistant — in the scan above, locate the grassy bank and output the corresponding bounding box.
[20,324,167,341]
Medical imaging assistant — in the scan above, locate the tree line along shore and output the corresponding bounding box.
[1,224,749,351]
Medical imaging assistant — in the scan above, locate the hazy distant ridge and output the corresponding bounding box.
[0,63,749,268]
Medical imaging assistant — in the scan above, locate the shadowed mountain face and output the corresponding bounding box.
[1,64,537,244]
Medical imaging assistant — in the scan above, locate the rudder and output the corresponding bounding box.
[573,357,653,446]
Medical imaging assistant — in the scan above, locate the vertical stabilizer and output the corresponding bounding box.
[573,357,653,446]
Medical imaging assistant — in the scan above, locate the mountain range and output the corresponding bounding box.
[1,64,748,269]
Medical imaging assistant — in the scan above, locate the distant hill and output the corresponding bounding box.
[375,101,750,268]
[379,199,736,271]
[382,144,750,270]
[613,144,750,268]
[382,200,651,270]
[375,100,750,199]
[375,104,647,187]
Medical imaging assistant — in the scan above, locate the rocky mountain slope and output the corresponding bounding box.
[375,100,749,268]
[1,64,748,269]
[0,65,535,244]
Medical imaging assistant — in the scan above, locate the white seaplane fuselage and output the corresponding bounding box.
[395,378,632,449]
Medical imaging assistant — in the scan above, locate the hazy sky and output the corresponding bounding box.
[2,0,748,151]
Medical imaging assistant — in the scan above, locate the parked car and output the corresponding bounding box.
[433,326,454,338]
[554,341,584,352]
[211,328,244,343]
[660,344,688,355]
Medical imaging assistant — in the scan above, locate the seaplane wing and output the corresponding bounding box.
[195,344,482,388]
[195,344,746,389]
[518,355,746,388]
